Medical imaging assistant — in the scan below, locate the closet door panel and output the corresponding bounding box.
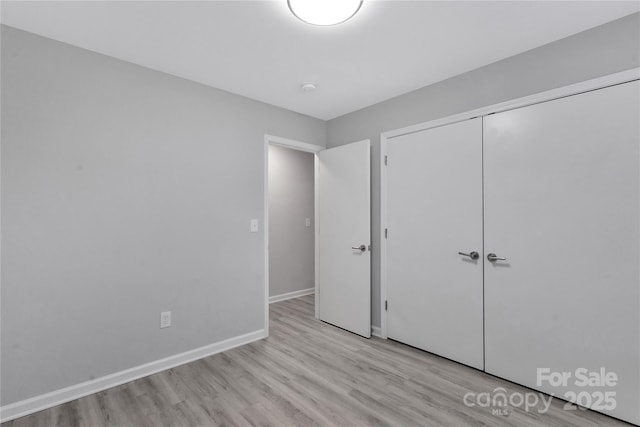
[484,81,640,424]
[387,118,483,369]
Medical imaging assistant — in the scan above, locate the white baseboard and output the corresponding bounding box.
[371,326,383,338]
[269,288,315,304]
[0,329,266,423]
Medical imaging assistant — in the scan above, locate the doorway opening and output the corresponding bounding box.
[263,135,323,334]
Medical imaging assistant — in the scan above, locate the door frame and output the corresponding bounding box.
[264,135,324,335]
[379,67,639,339]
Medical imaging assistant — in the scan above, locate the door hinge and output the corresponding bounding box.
[385,300,388,311]
[384,155,388,165]
[385,228,388,238]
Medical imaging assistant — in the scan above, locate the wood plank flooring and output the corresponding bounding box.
[2,295,632,426]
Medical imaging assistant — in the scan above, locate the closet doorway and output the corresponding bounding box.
[380,71,639,425]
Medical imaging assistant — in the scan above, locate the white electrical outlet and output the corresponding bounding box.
[305,218,311,227]
[160,311,171,328]
[250,219,259,233]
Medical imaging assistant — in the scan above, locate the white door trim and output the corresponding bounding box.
[264,135,324,333]
[380,135,389,338]
[383,68,640,140]
[379,67,640,339]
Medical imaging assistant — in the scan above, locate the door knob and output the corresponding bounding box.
[352,244,366,252]
[458,251,479,260]
[487,253,507,262]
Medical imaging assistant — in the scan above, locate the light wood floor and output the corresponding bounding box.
[3,295,632,426]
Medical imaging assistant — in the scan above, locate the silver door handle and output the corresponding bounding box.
[352,244,366,252]
[458,251,479,260]
[487,253,507,262]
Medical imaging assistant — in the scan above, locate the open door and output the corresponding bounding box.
[318,140,371,338]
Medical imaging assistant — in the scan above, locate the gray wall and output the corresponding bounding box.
[268,145,315,297]
[0,25,326,405]
[326,12,640,328]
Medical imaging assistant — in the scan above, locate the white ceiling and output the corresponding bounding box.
[2,1,638,120]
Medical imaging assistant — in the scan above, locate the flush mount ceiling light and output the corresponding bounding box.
[288,0,363,26]
[301,82,317,92]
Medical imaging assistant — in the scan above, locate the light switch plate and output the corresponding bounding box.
[305,218,311,227]
[250,219,259,233]
[160,311,171,328]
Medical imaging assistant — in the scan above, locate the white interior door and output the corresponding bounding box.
[318,140,371,338]
[386,118,484,369]
[484,81,640,425]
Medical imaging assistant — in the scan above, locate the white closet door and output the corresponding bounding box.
[318,140,371,338]
[484,81,639,424]
[387,118,484,369]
